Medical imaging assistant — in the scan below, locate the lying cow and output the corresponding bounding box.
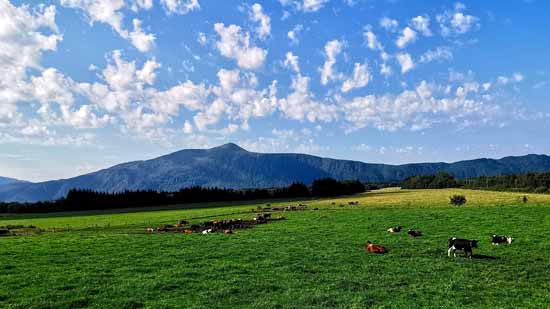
[448,237,478,258]
[365,241,387,254]
[407,229,422,237]
[387,226,402,233]
[491,235,513,245]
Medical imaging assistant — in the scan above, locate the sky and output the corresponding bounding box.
[1,0,550,182]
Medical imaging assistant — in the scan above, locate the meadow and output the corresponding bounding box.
[1,188,550,308]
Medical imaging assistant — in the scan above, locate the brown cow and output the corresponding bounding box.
[365,241,387,254]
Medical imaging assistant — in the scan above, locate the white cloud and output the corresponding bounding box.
[396,53,415,73]
[279,0,328,13]
[284,52,300,73]
[410,15,431,36]
[0,1,62,123]
[288,24,303,44]
[278,74,338,122]
[341,79,502,132]
[396,27,417,48]
[437,4,479,36]
[250,3,271,40]
[160,0,200,15]
[364,30,383,51]
[380,17,399,32]
[214,23,267,70]
[341,63,370,93]
[131,0,153,11]
[302,0,328,12]
[320,39,344,85]
[129,19,156,52]
[497,73,525,85]
[60,0,156,53]
[419,46,453,63]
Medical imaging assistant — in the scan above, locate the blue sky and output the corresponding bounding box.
[1,0,550,182]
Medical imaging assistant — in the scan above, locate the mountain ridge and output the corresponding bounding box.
[2,144,550,202]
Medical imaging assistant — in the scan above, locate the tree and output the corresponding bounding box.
[449,194,467,206]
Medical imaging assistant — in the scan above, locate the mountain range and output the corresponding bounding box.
[2,143,550,202]
[0,177,25,186]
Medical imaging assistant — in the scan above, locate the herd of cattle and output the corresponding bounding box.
[145,201,513,259]
[367,226,514,258]
[146,213,285,235]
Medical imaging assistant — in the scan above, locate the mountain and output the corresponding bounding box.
[0,176,26,186]
[2,143,550,202]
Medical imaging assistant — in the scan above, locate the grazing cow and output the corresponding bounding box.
[491,235,513,245]
[365,241,387,254]
[407,229,422,237]
[387,226,402,233]
[448,237,479,258]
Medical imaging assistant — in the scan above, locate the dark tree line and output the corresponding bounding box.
[401,171,550,194]
[461,172,550,193]
[401,172,459,189]
[0,178,366,214]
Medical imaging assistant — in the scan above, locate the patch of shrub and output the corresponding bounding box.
[449,194,467,206]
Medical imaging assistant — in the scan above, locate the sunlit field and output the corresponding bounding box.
[1,188,550,308]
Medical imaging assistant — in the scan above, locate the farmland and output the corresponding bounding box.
[1,188,550,308]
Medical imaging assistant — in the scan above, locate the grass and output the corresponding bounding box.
[1,188,550,308]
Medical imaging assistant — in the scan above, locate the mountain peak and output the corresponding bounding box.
[212,143,247,152]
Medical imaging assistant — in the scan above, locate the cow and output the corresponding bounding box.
[224,229,233,234]
[178,219,188,226]
[448,237,479,258]
[184,229,193,234]
[407,229,422,237]
[146,227,155,233]
[491,235,513,245]
[365,241,387,254]
[387,226,402,233]
[202,228,213,234]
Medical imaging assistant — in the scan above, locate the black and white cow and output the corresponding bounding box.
[491,235,513,245]
[448,237,478,258]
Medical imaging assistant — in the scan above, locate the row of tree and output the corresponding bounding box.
[401,171,550,194]
[0,178,366,214]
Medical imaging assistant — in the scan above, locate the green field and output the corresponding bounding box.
[1,188,550,308]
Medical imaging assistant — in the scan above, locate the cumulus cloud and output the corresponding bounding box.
[0,0,62,122]
[396,27,417,48]
[284,52,300,73]
[280,0,329,13]
[396,53,415,73]
[250,3,271,40]
[160,0,200,15]
[410,15,431,36]
[364,30,383,51]
[320,39,344,85]
[59,0,156,52]
[341,63,370,93]
[380,17,399,32]
[278,74,338,122]
[437,3,479,36]
[129,19,155,52]
[288,24,303,44]
[131,0,153,11]
[214,23,267,70]
[419,46,453,63]
[341,79,502,132]
[497,73,524,85]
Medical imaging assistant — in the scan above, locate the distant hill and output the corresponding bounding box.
[0,176,26,186]
[2,143,550,202]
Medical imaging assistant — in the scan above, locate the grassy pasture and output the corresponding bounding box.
[1,188,550,308]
